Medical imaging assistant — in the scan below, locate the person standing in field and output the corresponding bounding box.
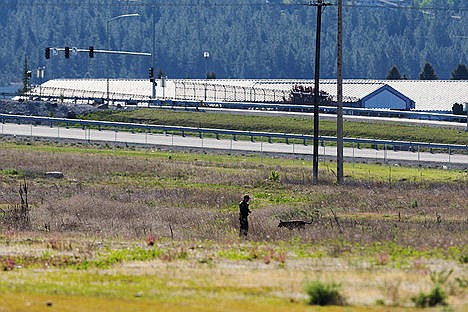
[239,195,251,237]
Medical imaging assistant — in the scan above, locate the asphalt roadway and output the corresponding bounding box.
[1,122,467,168]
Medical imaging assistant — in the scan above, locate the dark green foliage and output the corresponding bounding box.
[411,285,447,308]
[21,56,30,94]
[0,0,464,84]
[452,103,465,115]
[157,69,166,79]
[207,71,217,79]
[419,62,439,80]
[459,254,468,264]
[451,64,468,80]
[305,280,345,306]
[386,65,402,80]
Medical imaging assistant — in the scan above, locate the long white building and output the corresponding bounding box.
[34,78,468,113]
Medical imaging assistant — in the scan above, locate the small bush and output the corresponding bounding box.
[375,299,385,306]
[2,257,15,271]
[412,285,448,308]
[305,280,345,306]
[268,170,280,182]
[459,254,468,264]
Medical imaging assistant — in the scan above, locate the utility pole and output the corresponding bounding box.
[336,0,344,184]
[151,2,156,99]
[309,0,331,184]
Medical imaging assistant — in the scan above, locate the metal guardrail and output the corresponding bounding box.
[22,87,468,123]
[148,100,468,123]
[1,114,467,154]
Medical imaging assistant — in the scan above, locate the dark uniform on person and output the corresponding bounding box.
[239,195,251,237]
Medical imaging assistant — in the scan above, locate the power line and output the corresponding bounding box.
[0,0,467,11]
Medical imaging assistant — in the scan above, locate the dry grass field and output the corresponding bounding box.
[0,141,466,311]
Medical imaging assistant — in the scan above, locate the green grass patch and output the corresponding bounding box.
[0,168,21,176]
[81,108,468,145]
[0,141,466,186]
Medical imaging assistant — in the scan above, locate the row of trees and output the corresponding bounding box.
[386,63,468,80]
[1,0,467,84]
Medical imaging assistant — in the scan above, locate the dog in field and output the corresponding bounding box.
[278,220,312,230]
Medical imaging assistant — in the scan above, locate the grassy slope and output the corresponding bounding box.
[81,109,468,145]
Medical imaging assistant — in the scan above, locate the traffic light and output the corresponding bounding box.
[89,46,94,58]
[65,46,70,58]
[148,67,154,81]
[45,47,50,59]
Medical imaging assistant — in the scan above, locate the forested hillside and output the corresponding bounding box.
[0,0,466,85]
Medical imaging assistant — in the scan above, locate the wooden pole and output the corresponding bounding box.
[337,0,344,184]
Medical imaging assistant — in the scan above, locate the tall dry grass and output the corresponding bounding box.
[0,146,466,249]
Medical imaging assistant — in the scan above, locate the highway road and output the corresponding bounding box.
[1,122,467,168]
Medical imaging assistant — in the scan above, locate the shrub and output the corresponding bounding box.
[459,254,468,264]
[268,170,280,182]
[412,285,448,308]
[2,257,15,271]
[305,280,345,306]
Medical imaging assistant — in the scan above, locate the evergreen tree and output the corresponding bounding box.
[386,65,402,80]
[451,64,468,80]
[207,71,216,79]
[21,56,31,94]
[0,0,465,82]
[157,69,166,79]
[419,62,438,80]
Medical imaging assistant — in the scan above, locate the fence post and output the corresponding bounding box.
[384,143,387,164]
[201,132,204,151]
[145,128,148,147]
[260,136,263,156]
[352,140,356,166]
[322,141,326,163]
[417,145,420,167]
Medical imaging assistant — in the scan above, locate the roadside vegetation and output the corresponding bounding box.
[0,141,466,311]
[80,108,468,145]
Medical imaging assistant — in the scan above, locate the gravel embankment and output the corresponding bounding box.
[0,99,102,118]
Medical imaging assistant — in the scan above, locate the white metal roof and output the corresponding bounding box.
[38,78,467,112]
[253,79,468,111]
